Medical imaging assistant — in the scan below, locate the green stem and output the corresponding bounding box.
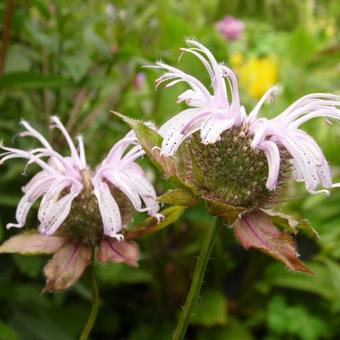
[79,265,99,340]
[173,217,218,340]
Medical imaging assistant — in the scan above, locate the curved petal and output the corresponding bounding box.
[257,140,281,190]
[200,114,234,144]
[159,108,206,156]
[39,186,81,236]
[93,180,123,240]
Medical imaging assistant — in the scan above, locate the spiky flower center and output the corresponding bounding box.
[60,171,133,245]
[180,126,291,208]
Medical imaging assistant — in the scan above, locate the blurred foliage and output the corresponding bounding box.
[0,0,340,339]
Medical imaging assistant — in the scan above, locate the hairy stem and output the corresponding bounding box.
[79,265,100,340]
[173,217,218,340]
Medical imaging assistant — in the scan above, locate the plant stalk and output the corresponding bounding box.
[173,217,218,340]
[79,265,100,340]
[0,0,15,75]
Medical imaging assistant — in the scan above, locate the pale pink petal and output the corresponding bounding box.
[104,170,143,210]
[97,238,139,267]
[43,242,92,292]
[39,186,81,236]
[38,179,73,222]
[257,140,281,190]
[247,86,281,123]
[233,211,313,274]
[200,115,234,144]
[50,116,83,169]
[0,232,66,255]
[20,120,53,149]
[93,180,123,239]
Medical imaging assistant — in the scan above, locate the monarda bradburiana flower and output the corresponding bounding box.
[0,116,160,291]
[216,15,245,42]
[116,40,340,273]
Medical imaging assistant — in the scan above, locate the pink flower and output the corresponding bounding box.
[216,16,245,41]
[0,116,160,291]
[153,41,340,197]
[246,88,340,195]
[152,39,245,156]
[133,72,146,91]
[0,116,160,240]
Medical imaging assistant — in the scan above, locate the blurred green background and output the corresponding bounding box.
[0,0,340,339]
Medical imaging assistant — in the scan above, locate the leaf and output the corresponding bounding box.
[0,232,66,255]
[126,205,187,239]
[263,209,320,239]
[158,188,197,206]
[0,72,73,89]
[196,318,253,340]
[96,263,152,285]
[288,27,318,64]
[206,199,245,225]
[0,320,19,340]
[191,289,228,327]
[267,295,326,340]
[13,256,44,279]
[10,310,73,340]
[62,53,91,82]
[43,243,92,293]
[97,238,139,267]
[264,262,335,302]
[112,112,178,179]
[233,210,313,274]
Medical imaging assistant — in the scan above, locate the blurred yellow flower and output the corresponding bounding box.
[230,52,244,69]
[230,54,279,99]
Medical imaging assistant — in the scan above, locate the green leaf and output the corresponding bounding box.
[62,53,91,82]
[126,205,187,239]
[95,263,152,285]
[0,72,73,89]
[267,295,326,340]
[10,311,73,340]
[112,112,178,179]
[264,262,337,302]
[191,289,228,327]
[5,45,31,73]
[0,321,19,340]
[288,27,318,64]
[263,209,320,239]
[13,256,44,279]
[159,189,197,206]
[196,318,253,340]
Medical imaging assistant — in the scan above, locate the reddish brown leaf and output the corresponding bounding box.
[233,210,313,274]
[97,238,139,267]
[0,232,66,255]
[42,242,93,292]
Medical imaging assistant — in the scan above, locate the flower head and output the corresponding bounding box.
[140,40,340,273]
[216,15,245,41]
[246,89,340,195]
[0,116,160,241]
[0,116,160,291]
[152,39,245,156]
